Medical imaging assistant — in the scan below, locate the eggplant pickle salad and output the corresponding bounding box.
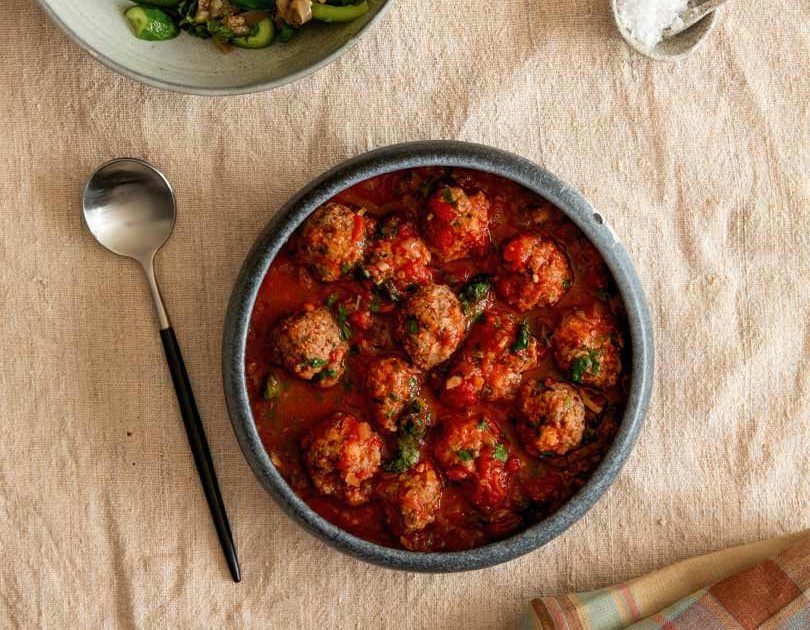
[123,0,370,50]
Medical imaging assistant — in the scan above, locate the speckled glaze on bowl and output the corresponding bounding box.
[223,141,654,572]
[36,0,392,95]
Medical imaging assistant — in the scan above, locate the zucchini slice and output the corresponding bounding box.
[311,1,369,23]
[232,17,275,48]
[125,6,180,41]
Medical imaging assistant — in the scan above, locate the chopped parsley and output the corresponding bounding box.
[326,293,338,307]
[306,357,327,368]
[493,443,508,462]
[385,439,420,474]
[369,296,381,313]
[457,449,474,462]
[477,420,489,431]
[458,274,492,317]
[571,350,601,383]
[336,304,352,341]
[311,368,337,383]
[511,321,532,353]
[384,400,431,474]
[406,314,419,335]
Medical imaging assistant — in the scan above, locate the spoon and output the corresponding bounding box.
[612,0,720,60]
[663,0,729,38]
[82,158,241,583]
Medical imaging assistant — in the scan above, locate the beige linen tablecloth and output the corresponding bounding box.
[1,1,808,628]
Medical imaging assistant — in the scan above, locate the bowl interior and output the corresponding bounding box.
[223,142,654,572]
[39,0,389,94]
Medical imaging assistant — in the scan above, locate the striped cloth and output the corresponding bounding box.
[524,531,810,630]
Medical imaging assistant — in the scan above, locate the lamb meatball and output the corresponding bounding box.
[496,235,572,311]
[271,307,347,387]
[432,415,511,511]
[364,215,432,295]
[516,379,585,456]
[423,186,490,261]
[397,284,465,370]
[296,202,371,282]
[379,461,443,535]
[302,412,383,506]
[443,311,540,408]
[364,356,420,432]
[552,307,622,389]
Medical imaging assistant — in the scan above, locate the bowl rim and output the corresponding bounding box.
[35,0,395,96]
[222,140,655,572]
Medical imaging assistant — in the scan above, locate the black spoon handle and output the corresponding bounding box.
[159,326,241,583]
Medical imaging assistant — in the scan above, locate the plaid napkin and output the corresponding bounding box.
[524,531,810,630]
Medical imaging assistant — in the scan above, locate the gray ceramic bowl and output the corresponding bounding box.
[36,0,392,95]
[223,141,654,572]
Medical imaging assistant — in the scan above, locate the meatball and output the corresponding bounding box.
[396,284,465,370]
[516,379,585,456]
[379,461,443,535]
[422,186,490,261]
[443,311,541,407]
[364,356,421,432]
[296,202,371,282]
[552,307,622,389]
[364,215,433,295]
[271,307,347,387]
[302,412,383,506]
[496,235,572,311]
[432,415,511,511]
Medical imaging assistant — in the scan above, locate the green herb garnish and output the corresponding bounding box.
[336,304,352,341]
[311,368,337,383]
[457,449,474,462]
[277,23,296,42]
[511,321,532,353]
[384,400,431,474]
[493,443,508,462]
[458,274,491,317]
[406,314,419,335]
[570,350,601,383]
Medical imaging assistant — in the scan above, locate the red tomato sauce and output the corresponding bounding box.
[245,167,629,551]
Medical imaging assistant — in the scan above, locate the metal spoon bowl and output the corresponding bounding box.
[612,0,719,60]
[82,158,240,582]
[83,158,175,326]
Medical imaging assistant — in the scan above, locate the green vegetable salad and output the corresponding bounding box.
[123,0,370,50]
